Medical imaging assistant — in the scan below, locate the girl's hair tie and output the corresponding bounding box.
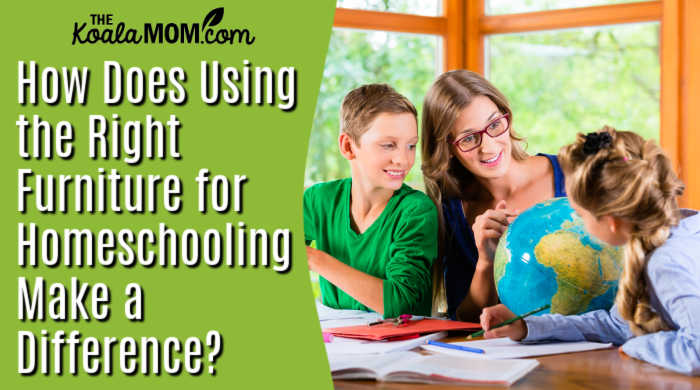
[583,131,613,155]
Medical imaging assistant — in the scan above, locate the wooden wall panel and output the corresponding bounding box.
[660,0,681,176]
[480,1,661,34]
[680,0,700,208]
[444,0,465,71]
[465,0,484,73]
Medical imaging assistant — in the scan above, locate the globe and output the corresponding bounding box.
[494,197,624,316]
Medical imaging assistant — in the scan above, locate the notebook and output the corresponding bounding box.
[315,300,382,329]
[325,332,446,355]
[422,337,613,359]
[316,300,381,323]
[329,351,539,386]
[325,319,481,341]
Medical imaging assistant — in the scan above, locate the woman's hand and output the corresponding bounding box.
[472,200,519,264]
[457,201,518,321]
[480,304,527,341]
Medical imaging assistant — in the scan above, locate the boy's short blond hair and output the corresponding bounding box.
[340,84,417,144]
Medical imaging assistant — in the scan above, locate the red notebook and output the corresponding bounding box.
[325,319,481,341]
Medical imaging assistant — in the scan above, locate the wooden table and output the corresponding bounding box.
[333,337,700,389]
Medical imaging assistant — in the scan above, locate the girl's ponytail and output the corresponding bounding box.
[558,127,685,335]
[617,232,671,335]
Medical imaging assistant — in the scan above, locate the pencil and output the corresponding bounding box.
[467,304,551,340]
[427,340,484,354]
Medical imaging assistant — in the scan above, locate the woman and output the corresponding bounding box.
[421,70,566,321]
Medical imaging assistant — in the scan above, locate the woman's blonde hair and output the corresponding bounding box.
[421,70,528,311]
[558,126,685,335]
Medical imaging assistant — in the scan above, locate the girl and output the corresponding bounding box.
[480,128,699,375]
[421,70,566,320]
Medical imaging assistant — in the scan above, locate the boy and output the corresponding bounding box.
[304,84,437,317]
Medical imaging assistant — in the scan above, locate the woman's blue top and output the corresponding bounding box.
[443,153,566,319]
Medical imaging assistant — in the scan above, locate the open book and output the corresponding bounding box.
[329,351,539,386]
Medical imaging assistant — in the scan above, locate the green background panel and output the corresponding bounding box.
[2,1,334,388]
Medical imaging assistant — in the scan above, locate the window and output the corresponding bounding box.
[337,0,442,16]
[486,0,653,15]
[487,22,660,153]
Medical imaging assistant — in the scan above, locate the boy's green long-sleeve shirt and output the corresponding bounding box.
[304,178,438,317]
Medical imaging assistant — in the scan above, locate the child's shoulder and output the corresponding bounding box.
[305,178,350,197]
[648,209,700,273]
[392,185,437,215]
[304,178,350,208]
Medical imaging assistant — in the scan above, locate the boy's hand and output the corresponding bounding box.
[473,200,519,264]
[306,246,318,272]
[305,246,325,272]
[480,304,527,341]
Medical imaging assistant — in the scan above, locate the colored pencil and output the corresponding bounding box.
[427,340,484,354]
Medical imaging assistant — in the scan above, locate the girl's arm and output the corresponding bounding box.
[622,329,700,376]
[478,303,632,344]
[619,252,700,376]
[522,306,633,345]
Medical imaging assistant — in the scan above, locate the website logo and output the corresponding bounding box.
[72,8,256,46]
